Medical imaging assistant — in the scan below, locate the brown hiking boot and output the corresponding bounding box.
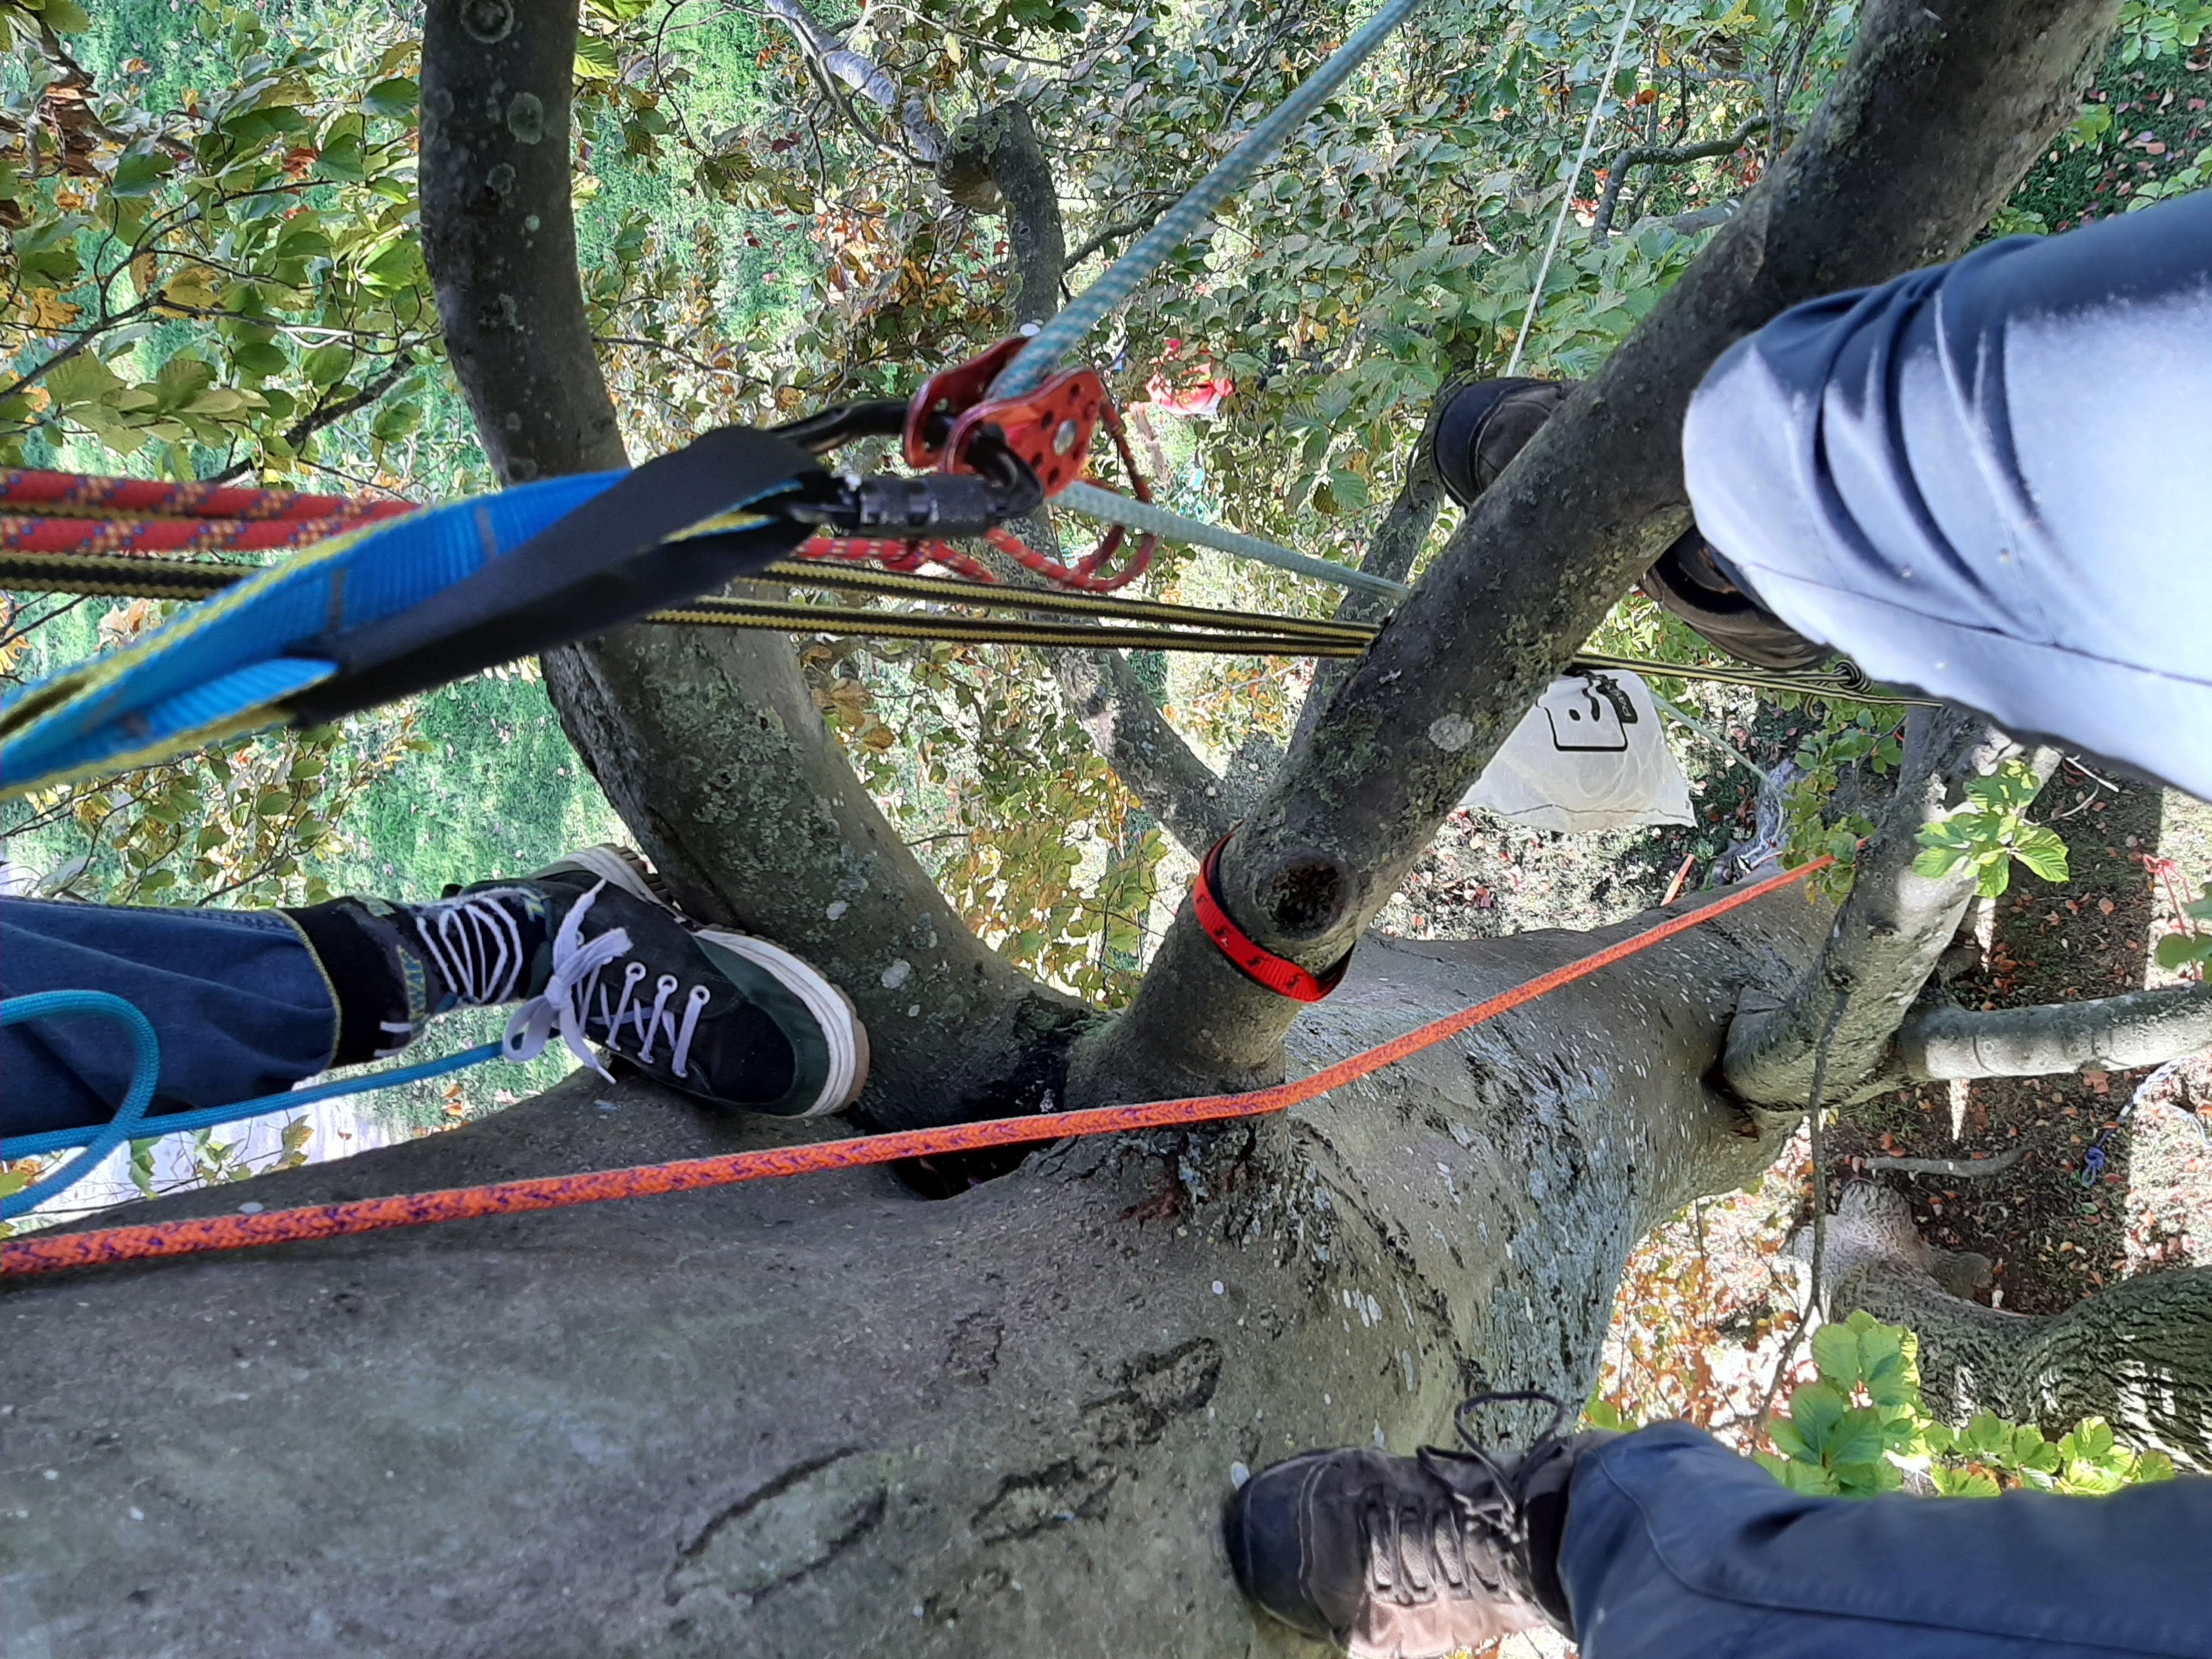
[1427,378,1829,673]
[1223,1392,1610,1658]
[1431,378,1573,507]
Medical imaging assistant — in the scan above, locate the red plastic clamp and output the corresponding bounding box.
[1192,834,1352,1003]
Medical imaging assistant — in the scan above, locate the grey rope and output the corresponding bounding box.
[1055,480,1412,598]
[1504,0,1639,377]
[991,0,1422,399]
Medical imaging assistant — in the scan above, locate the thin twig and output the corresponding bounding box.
[201,359,413,486]
[1590,115,1773,239]
[1754,985,1849,1426]
[1861,1147,2024,1178]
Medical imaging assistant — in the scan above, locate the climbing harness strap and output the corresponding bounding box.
[1192,833,1353,1002]
[0,855,1828,1273]
[0,431,837,800]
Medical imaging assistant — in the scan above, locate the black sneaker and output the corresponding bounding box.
[1223,1392,1607,1658]
[408,847,867,1117]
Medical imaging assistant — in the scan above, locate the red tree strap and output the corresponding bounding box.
[0,857,1828,1277]
[1192,834,1351,1002]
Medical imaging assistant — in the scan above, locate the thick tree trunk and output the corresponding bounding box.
[420,0,1086,1128]
[0,891,1824,1658]
[1823,1184,2212,1470]
[1080,0,2117,1110]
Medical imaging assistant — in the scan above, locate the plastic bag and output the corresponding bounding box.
[1459,669,1694,833]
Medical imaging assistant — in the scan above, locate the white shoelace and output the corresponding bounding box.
[501,882,712,1082]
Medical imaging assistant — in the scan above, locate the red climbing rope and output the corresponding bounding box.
[1,467,417,555]
[1,469,1155,592]
[0,856,1829,1277]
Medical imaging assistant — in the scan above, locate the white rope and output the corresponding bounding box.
[1503,0,1639,378]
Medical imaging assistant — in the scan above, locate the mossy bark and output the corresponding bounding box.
[1825,1185,2212,1470]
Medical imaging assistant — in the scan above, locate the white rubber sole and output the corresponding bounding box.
[555,845,869,1116]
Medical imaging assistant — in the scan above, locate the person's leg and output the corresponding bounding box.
[1562,1420,2210,1659]
[2,897,338,1138]
[3,847,869,1142]
[1226,1406,2210,1659]
[1427,377,1827,672]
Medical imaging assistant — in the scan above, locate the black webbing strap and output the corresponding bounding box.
[286,427,819,724]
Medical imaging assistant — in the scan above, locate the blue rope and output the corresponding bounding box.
[1,991,503,1219]
[2,992,161,1221]
[992,0,1421,400]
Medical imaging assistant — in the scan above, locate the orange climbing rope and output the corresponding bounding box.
[0,857,1826,1278]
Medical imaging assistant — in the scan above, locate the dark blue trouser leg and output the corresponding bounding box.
[1,897,337,1139]
[1562,1421,2212,1658]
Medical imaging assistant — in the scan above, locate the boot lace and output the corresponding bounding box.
[501,882,712,1084]
[1361,1391,1569,1605]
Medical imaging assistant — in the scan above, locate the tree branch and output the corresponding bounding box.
[1724,709,2057,1111]
[1072,0,2118,1109]
[1861,1147,2023,1177]
[938,105,1064,324]
[1062,201,1173,274]
[952,95,1235,851]
[1824,1182,2212,1470]
[1897,980,2212,1082]
[1286,432,1442,753]
[1590,115,1773,240]
[419,0,1084,1130]
[202,358,413,486]
[1054,647,1234,854]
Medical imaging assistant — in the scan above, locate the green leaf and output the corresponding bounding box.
[1788,1381,1848,1455]
[1932,1464,2001,1498]
[1829,1406,1888,1469]
[110,148,177,198]
[0,1169,29,1199]
[2134,1451,2176,1485]
[1912,844,1966,880]
[46,352,125,410]
[300,345,352,387]
[1810,1322,1862,1392]
[574,37,620,79]
[1767,1415,1813,1463]
[230,341,288,378]
[2154,932,2208,969]
[1963,1412,2010,1457]
[1779,1458,1840,1496]
[2064,1417,2117,1463]
[362,77,418,117]
[2010,824,2070,883]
